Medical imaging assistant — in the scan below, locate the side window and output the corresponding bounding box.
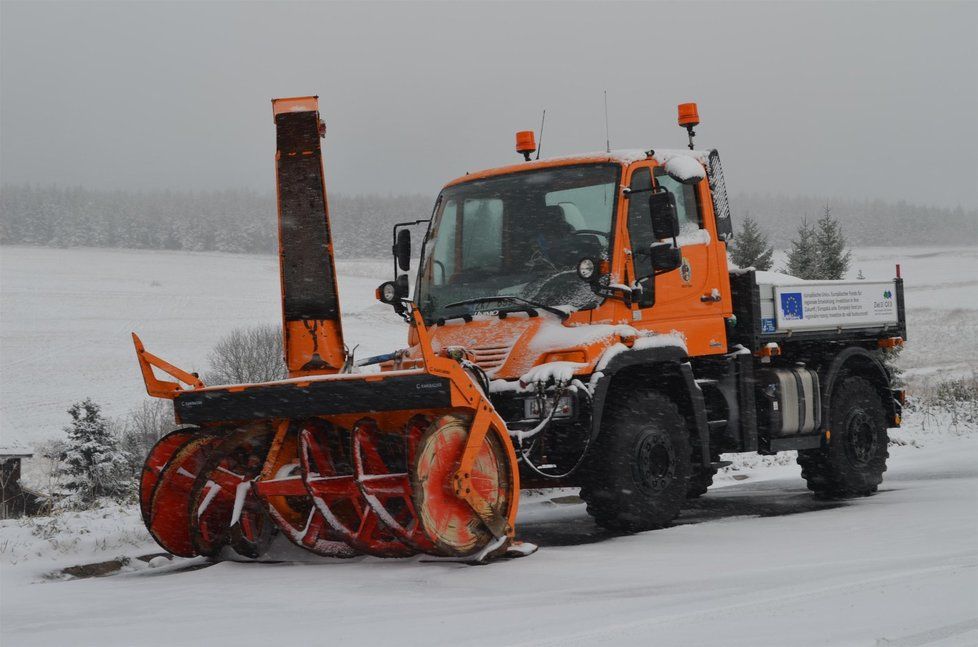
[626,167,654,281]
[461,198,503,271]
[430,200,457,285]
[653,168,702,233]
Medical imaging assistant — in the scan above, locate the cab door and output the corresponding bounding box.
[623,163,728,356]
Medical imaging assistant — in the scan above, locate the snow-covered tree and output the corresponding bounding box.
[729,213,774,271]
[783,218,819,279]
[814,206,851,280]
[59,399,128,506]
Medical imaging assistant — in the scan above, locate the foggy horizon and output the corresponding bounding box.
[2,1,977,210]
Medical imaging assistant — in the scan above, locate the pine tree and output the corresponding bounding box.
[59,399,128,506]
[729,213,774,271]
[783,218,819,279]
[814,206,851,279]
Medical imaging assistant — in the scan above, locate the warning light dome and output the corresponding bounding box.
[515,130,536,161]
[677,103,700,128]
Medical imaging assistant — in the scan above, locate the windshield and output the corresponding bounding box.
[417,164,620,322]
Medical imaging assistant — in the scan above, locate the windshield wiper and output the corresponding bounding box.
[444,296,569,320]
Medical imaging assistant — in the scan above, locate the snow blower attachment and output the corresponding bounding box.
[135,96,520,561]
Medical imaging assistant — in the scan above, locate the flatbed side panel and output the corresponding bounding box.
[272,97,346,375]
[728,270,906,349]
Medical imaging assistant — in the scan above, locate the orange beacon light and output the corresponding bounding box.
[678,102,699,150]
[515,130,536,161]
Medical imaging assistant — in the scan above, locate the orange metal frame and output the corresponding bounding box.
[132,333,204,398]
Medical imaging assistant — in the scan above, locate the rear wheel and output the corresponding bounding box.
[580,390,690,532]
[797,376,888,497]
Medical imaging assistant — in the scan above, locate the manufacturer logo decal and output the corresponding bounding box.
[415,382,442,390]
[680,257,692,284]
[883,290,892,299]
[780,292,804,320]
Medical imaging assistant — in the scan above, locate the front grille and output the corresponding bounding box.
[470,344,512,371]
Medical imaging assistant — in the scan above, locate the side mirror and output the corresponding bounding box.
[650,243,682,273]
[648,190,680,240]
[395,229,412,272]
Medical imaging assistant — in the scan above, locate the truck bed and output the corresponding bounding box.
[728,270,906,350]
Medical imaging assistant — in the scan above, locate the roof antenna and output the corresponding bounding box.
[535,109,546,160]
[603,90,611,153]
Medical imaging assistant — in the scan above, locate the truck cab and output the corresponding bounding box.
[375,106,905,531]
[412,148,735,373]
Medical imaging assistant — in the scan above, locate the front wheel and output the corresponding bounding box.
[580,390,690,532]
[797,376,889,497]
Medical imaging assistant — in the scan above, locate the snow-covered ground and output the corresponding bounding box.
[1,245,977,645]
[2,436,975,646]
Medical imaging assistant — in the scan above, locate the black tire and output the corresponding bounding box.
[580,390,690,531]
[797,376,889,498]
[686,452,720,499]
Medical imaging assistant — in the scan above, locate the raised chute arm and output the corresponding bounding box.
[272,96,346,376]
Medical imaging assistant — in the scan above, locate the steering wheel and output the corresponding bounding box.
[572,229,610,244]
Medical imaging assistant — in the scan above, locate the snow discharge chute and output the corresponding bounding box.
[133,96,521,562]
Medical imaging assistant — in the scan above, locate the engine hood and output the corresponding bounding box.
[426,314,651,381]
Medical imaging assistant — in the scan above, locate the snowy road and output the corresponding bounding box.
[4,438,976,646]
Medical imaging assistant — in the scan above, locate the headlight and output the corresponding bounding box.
[524,394,576,420]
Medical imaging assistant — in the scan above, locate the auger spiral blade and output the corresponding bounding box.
[299,421,416,557]
[254,421,356,557]
[189,425,275,559]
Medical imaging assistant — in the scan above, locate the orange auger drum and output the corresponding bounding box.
[134,97,520,561]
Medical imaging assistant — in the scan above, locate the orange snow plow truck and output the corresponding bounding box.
[135,96,906,562]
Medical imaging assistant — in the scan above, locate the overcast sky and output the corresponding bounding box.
[2,1,976,208]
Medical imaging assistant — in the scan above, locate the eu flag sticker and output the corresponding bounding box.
[780,292,804,320]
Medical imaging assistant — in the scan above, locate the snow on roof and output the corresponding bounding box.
[446,147,714,187]
[652,148,712,164]
[653,150,707,183]
[0,441,33,458]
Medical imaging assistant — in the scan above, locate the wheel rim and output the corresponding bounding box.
[845,409,879,466]
[635,432,676,493]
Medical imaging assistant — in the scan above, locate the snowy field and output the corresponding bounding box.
[2,245,977,646]
[2,245,976,449]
